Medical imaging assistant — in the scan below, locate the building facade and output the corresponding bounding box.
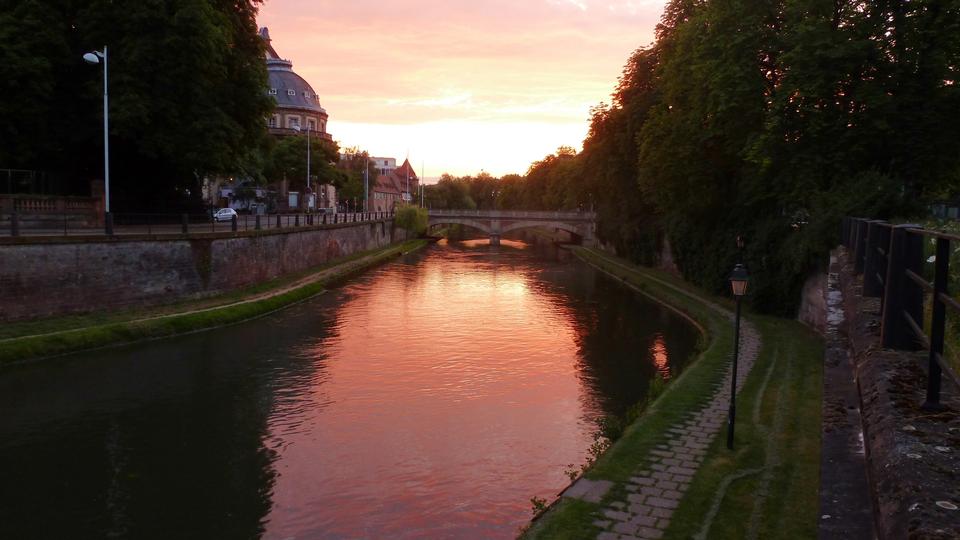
[255,27,336,211]
[261,27,332,141]
[368,159,419,212]
[370,157,397,176]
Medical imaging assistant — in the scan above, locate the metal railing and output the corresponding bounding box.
[427,209,597,220]
[842,216,960,408]
[0,210,396,238]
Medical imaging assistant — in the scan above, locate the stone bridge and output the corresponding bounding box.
[427,209,597,246]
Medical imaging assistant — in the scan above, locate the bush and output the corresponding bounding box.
[395,205,428,234]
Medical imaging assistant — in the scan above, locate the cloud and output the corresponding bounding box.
[258,0,666,175]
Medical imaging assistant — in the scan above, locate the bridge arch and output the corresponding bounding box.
[425,209,597,247]
[426,218,493,235]
[499,221,585,242]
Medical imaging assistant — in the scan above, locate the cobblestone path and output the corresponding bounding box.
[563,300,762,540]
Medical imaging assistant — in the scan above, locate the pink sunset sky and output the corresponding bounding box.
[257,0,666,180]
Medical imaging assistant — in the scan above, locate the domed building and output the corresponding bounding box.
[260,27,332,141]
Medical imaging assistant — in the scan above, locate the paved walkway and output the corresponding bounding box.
[562,278,762,539]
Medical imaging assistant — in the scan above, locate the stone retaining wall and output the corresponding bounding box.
[0,221,407,322]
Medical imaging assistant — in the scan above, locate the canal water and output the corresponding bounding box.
[0,239,698,539]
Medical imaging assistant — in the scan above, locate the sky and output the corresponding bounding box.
[257,0,666,180]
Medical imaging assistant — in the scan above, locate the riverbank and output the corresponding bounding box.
[0,239,428,364]
[523,248,822,539]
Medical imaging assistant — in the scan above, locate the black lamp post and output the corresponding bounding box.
[727,263,749,450]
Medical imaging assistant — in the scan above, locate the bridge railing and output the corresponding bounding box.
[427,209,596,220]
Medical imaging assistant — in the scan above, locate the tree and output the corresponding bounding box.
[265,136,347,193]
[395,205,427,234]
[0,0,275,211]
[337,147,379,203]
[424,174,476,209]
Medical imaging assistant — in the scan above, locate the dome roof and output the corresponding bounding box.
[260,27,327,115]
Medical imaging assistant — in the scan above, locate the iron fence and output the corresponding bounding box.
[0,210,396,238]
[841,216,960,408]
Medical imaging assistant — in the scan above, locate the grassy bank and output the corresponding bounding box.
[523,248,822,539]
[664,317,822,539]
[0,239,428,364]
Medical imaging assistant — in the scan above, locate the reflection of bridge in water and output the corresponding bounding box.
[427,209,597,246]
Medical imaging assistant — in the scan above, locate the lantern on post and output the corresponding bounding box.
[727,263,749,450]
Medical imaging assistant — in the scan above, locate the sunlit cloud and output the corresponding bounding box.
[258,0,666,177]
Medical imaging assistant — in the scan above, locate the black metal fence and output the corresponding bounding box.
[1,210,396,238]
[841,216,960,408]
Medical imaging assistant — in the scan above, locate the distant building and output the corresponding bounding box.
[371,157,397,176]
[261,27,332,140]
[256,27,336,211]
[368,159,419,212]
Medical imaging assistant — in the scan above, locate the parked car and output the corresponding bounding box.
[317,207,336,215]
[213,208,238,222]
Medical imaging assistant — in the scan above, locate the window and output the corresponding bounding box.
[287,89,296,96]
[268,88,277,95]
[307,120,316,131]
[268,116,277,127]
[287,116,301,129]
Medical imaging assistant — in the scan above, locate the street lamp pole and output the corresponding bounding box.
[306,126,311,191]
[727,263,749,450]
[83,46,111,234]
[292,124,312,211]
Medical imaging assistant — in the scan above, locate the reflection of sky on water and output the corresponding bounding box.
[0,239,698,540]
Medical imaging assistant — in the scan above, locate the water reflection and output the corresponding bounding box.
[0,238,698,539]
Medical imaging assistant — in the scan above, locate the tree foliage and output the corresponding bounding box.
[493,0,960,313]
[265,136,346,194]
[337,146,379,202]
[0,0,274,211]
[395,204,427,234]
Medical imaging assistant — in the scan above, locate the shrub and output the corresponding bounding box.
[395,205,428,234]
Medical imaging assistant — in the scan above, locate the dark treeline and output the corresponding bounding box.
[442,0,960,314]
[0,0,274,212]
[0,0,366,212]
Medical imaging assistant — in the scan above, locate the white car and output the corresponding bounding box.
[213,208,238,222]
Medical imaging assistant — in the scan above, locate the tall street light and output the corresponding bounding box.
[83,46,111,234]
[727,263,749,450]
[292,124,311,211]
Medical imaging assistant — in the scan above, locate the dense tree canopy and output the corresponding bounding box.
[444,0,960,314]
[0,0,273,211]
[337,147,380,203]
[265,136,346,195]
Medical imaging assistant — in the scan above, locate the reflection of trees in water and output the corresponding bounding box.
[0,300,345,539]
[530,259,699,419]
[441,238,698,420]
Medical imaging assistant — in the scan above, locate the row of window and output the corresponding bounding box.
[267,114,325,132]
[268,88,320,99]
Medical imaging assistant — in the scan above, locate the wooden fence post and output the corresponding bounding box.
[924,237,948,408]
[854,219,868,274]
[881,224,924,350]
[863,220,887,297]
